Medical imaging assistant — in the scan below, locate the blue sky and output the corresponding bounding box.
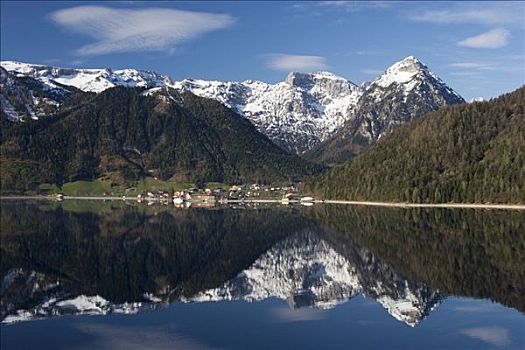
[1,1,524,100]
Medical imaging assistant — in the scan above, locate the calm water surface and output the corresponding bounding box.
[1,200,524,349]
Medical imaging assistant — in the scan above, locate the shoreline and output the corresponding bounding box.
[321,200,525,210]
[1,195,524,210]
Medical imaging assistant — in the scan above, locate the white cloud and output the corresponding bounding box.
[457,28,510,49]
[460,327,512,347]
[264,54,328,71]
[50,6,235,56]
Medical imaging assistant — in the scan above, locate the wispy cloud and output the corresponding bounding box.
[264,54,328,72]
[460,327,512,347]
[49,6,235,56]
[449,62,497,70]
[457,28,510,49]
[449,71,486,78]
[408,5,523,26]
[355,49,390,56]
[356,50,372,56]
[320,1,397,11]
[449,56,523,74]
[506,54,525,61]
[291,1,398,17]
[361,68,383,75]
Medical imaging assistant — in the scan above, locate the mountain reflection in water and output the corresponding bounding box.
[1,201,523,327]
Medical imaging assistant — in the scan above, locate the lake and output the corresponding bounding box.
[1,200,524,349]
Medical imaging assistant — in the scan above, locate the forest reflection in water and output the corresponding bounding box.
[0,200,523,327]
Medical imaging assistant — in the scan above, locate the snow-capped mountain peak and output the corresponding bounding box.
[371,55,463,102]
[374,56,429,89]
[305,56,466,164]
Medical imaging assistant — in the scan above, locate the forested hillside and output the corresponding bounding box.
[307,86,525,203]
[0,87,322,192]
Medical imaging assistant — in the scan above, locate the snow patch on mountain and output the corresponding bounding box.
[0,95,21,121]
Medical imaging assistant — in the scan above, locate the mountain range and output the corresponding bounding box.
[1,56,464,160]
[3,57,521,204]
